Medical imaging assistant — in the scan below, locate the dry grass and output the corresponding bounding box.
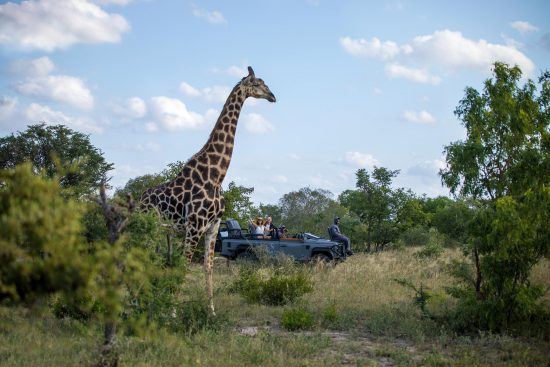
[1,247,549,366]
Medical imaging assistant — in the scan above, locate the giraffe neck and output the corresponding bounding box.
[194,84,246,186]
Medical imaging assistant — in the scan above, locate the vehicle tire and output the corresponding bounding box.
[236,248,257,262]
[311,253,331,263]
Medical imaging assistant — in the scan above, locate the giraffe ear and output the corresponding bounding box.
[247,66,255,78]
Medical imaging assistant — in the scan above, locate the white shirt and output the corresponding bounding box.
[252,225,265,235]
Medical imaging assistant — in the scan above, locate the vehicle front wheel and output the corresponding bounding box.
[311,253,331,263]
[236,248,257,262]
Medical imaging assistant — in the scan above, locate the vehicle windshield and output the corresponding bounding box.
[304,232,320,239]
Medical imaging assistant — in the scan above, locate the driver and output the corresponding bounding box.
[329,216,353,256]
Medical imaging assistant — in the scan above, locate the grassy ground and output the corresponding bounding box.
[1,248,549,366]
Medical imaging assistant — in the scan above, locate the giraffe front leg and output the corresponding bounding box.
[203,218,221,316]
[184,224,204,263]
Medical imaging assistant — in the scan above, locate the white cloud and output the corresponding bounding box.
[204,108,220,124]
[343,151,379,168]
[179,82,231,104]
[15,74,94,110]
[403,110,436,124]
[385,63,441,85]
[341,29,536,80]
[242,113,274,134]
[148,96,206,131]
[94,0,133,5]
[9,56,55,76]
[25,103,103,133]
[287,153,301,160]
[0,95,17,120]
[409,29,535,75]
[202,85,231,103]
[111,97,147,120]
[179,81,202,98]
[211,65,248,78]
[144,122,158,133]
[339,36,401,61]
[0,0,130,52]
[510,21,539,34]
[191,4,227,24]
[226,65,247,78]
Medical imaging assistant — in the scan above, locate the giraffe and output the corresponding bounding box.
[139,66,276,314]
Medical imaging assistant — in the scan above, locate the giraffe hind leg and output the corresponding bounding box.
[203,218,221,315]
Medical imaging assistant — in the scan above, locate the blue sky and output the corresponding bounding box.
[0,0,548,203]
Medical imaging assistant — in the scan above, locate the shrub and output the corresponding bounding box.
[171,294,229,335]
[415,229,444,259]
[0,164,91,304]
[399,226,430,247]
[281,307,315,331]
[233,268,313,306]
[321,303,339,327]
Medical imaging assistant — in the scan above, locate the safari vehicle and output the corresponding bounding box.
[215,219,346,262]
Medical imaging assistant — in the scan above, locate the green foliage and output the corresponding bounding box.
[171,295,229,335]
[278,187,348,237]
[441,62,550,332]
[232,267,313,306]
[281,307,315,331]
[399,226,431,247]
[0,164,91,304]
[339,167,416,249]
[221,181,256,226]
[394,278,433,316]
[431,199,474,244]
[415,229,445,259]
[0,124,113,197]
[116,174,166,201]
[321,303,339,326]
[80,202,108,243]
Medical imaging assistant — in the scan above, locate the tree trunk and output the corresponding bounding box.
[167,233,173,266]
[98,322,118,367]
[473,244,483,299]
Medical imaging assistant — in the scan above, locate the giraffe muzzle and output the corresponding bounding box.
[267,92,276,103]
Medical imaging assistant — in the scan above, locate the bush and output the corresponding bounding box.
[415,229,444,259]
[232,268,313,306]
[171,294,230,335]
[0,164,91,304]
[281,307,315,331]
[321,303,339,327]
[399,226,430,247]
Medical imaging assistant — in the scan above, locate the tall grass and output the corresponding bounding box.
[1,248,548,366]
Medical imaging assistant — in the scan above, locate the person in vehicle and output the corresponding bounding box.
[329,216,353,255]
[249,217,265,238]
[264,216,277,237]
[278,225,287,239]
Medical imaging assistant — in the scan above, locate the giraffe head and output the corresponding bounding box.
[240,66,276,102]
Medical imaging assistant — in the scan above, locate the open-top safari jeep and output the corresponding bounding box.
[216,219,346,262]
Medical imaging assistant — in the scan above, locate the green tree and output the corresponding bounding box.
[0,164,91,304]
[0,124,113,197]
[339,167,410,250]
[441,62,549,331]
[221,181,256,226]
[278,187,348,237]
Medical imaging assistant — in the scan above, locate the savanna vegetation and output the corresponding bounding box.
[0,62,548,366]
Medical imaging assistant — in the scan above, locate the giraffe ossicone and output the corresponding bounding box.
[139,66,276,314]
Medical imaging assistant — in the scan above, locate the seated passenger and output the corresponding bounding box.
[329,216,353,255]
[248,217,265,238]
[264,216,276,237]
[278,225,288,239]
